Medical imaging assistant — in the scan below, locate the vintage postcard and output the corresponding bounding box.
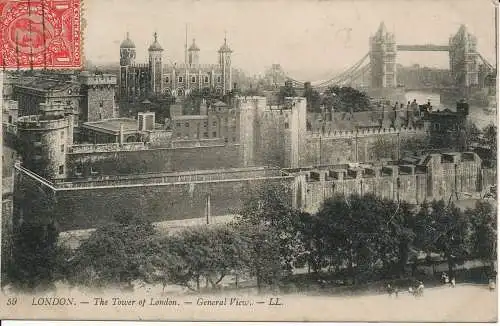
[0,0,498,321]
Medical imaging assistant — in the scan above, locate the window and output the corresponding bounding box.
[8,116,12,124]
[165,76,170,83]
[90,166,98,175]
[75,165,83,176]
[203,132,209,138]
[232,137,237,142]
[203,121,208,128]
[217,76,222,83]
[176,123,181,127]
[176,132,182,138]
[178,76,183,83]
[224,118,228,123]
[191,76,196,83]
[212,131,217,137]
[284,122,289,129]
[99,101,104,108]
[61,144,64,153]
[224,137,228,143]
[204,76,209,83]
[185,122,190,127]
[61,130,65,139]
[212,121,217,126]
[59,165,64,175]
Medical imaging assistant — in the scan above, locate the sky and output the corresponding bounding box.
[84,0,497,81]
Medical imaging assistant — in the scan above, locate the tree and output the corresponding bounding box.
[323,86,370,112]
[465,120,481,146]
[67,213,158,289]
[8,221,66,291]
[234,182,305,292]
[419,201,470,277]
[467,201,497,272]
[315,194,415,282]
[481,123,497,166]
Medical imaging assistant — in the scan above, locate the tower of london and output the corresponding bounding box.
[119,32,233,102]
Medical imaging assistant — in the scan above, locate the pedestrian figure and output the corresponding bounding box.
[489,278,496,291]
[414,281,424,297]
[451,277,456,288]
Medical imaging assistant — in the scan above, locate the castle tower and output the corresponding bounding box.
[449,25,479,91]
[188,38,200,66]
[79,71,118,122]
[218,35,233,94]
[119,32,136,98]
[370,22,397,89]
[148,32,164,96]
[16,103,73,180]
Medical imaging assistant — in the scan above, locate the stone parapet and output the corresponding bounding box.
[68,142,147,154]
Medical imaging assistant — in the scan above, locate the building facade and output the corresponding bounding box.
[119,32,233,102]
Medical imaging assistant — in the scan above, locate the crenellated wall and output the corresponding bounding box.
[12,152,491,232]
[302,126,428,166]
[294,152,485,214]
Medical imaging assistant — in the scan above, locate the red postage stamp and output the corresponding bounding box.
[0,0,82,69]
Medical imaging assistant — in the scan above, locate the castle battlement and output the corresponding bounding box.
[162,63,221,71]
[300,161,429,182]
[129,63,150,69]
[79,72,117,86]
[68,142,147,154]
[308,125,427,139]
[17,115,68,130]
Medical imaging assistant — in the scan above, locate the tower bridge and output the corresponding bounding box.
[280,22,494,98]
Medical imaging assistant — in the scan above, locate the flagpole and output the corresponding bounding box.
[184,24,188,65]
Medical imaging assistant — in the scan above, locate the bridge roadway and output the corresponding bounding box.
[397,44,450,51]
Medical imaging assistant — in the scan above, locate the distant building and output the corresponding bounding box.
[119,32,233,102]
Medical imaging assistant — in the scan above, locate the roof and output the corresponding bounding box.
[218,38,232,53]
[83,118,138,135]
[148,32,163,52]
[188,39,200,51]
[15,78,77,92]
[172,115,208,120]
[120,33,135,48]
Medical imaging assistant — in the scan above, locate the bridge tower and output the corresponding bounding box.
[369,22,397,89]
[449,25,480,91]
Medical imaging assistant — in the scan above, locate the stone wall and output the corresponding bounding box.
[14,165,295,231]
[66,144,242,178]
[302,127,427,166]
[298,152,486,214]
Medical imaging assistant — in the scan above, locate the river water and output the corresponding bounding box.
[405,91,497,129]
